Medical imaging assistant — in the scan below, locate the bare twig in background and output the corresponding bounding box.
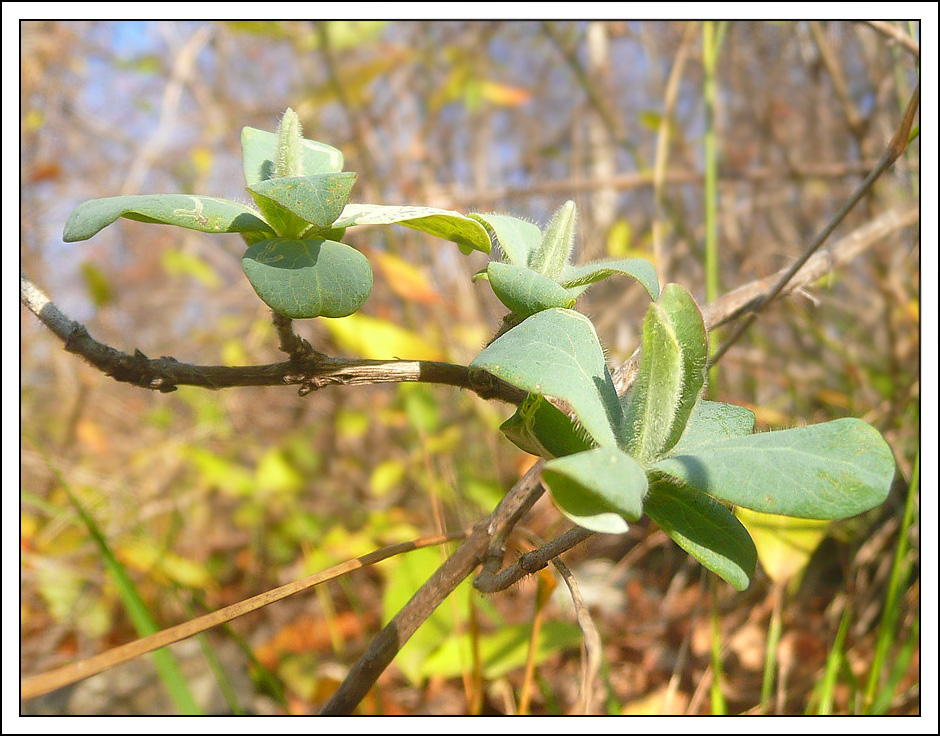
[652,21,699,278]
[809,22,867,144]
[438,159,911,207]
[121,24,214,195]
[20,530,468,702]
[553,558,603,715]
[861,20,920,58]
[709,82,918,367]
[610,201,918,394]
[701,203,919,331]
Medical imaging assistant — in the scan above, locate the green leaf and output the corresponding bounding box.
[247,172,357,232]
[333,203,492,255]
[643,478,757,591]
[470,213,542,267]
[530,200,577,280]
[651,418,897,520]
[63,194,274,242]
[241,126,344,187]
[543,447,648,534]
[470,308,621,447]
[485,262,576,317]
[241,237,372,319]
[620,284,707,463]
[500,393,594,459]
[559,257,661,301]
[420,622,583,680]
[669,400,755,454]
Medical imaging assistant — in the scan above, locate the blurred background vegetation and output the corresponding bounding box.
[20,20,919,715]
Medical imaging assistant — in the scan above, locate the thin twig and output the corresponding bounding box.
[473,526,594,594]
[552,558,603,715]
[438,159,904,207]
[861,20,920,58]
[20,530,468,702]
[708,82,919,367]
[271,311,315,362]
[540,21,629,156]
[652,21,699,278]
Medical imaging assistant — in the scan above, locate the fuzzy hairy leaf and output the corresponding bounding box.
[559,257,661,301]
[241,126,344,186]
[470,213,542,267]
[543,447,647,534]
[485,262,576,317]
[644,478,757,591]
[651,418,896,520]
[470,308,621,447]
[247,173,357,232]
[530,200,577,280]
[500,393,594,459]
[669,400,756,455]
[63,194,274,243]
[241,237,372,319]
[621,284,707,463]
[333,204,491,255]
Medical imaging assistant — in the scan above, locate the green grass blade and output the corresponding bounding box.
[709,595,727,714]
[26,432,203,715]
[863,450,919,712]
[870,612,918,715]
[760,586,784,713]
[815,603,852,714]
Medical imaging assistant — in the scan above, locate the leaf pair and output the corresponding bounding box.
[471,284,896,590]
[63,109,492,320]
[471,202,659,318]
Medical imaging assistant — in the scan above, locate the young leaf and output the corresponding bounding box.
[469,308,621,447]
[559,257,661,301]
[469,213,542,267]
[274,108,305,178]
[63,194,274,243]
[529,200,577,280]
[643,478,757,591]
[241,238,372,319]
[620,284,707,463]
[500,393,594,459]
[543,447,647,534]
[241,126,344,187]
[651,418,897,520]
[668,400,755,455]
[247,172,357,232]
[485,262,576,317]
[333,203,491,255]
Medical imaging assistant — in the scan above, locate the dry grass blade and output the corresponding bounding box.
[553,558,603,715]
[20,530,467,702]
